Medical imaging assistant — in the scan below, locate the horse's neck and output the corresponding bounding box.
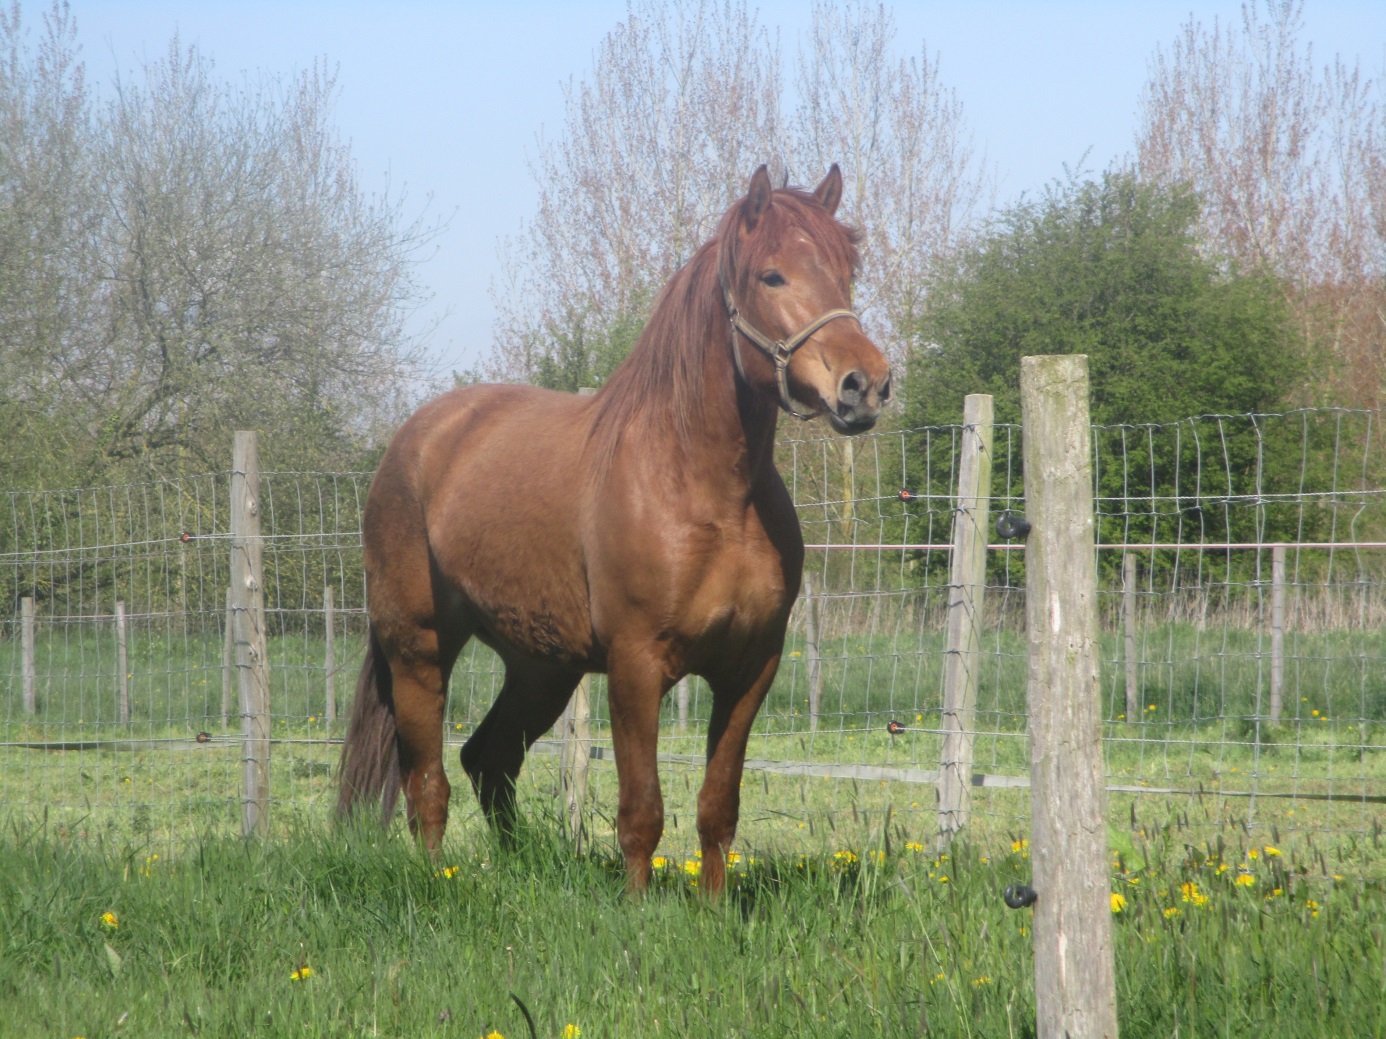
[694,333,782,493]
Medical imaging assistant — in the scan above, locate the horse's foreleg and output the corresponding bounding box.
[606,646,670,895]
[698,652,781,896]
[460,659,581,844]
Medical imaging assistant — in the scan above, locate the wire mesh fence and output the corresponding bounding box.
[2,408,1384,874]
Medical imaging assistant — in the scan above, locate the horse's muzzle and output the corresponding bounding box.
[829,368,891,433]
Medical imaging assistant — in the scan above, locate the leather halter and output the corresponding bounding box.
[717,240,860,420]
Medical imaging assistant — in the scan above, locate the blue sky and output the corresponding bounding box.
[65,1,1386,377]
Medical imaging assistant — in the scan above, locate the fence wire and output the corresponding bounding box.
[2,409,1383,875]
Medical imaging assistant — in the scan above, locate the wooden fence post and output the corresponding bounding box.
[560,676,593,850]
[220,587,233,729]
[231,430,271,838]
[1123,554,1138,724]
[324,584,337,725]
[804,573,824,733]
[115,601,130,726]
[675,676,690,735]
[559,386,598,851]
[21,596,35,715]
[1270,544,1285,723]
[1021,355,1118,1039]
[937,393,994,849]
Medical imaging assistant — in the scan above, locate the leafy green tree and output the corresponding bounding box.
[901,172,1323,575]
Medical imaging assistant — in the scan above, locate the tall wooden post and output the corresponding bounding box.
[1270,545,1285,723]
[20,596,35,715]
[937,393,994,849]
[115,601,130,726]
[324,584,337,725]
[1123,554,1138,724]
[804,573,824,733]
[231,431,271,838]
[1020,355,1118,1039]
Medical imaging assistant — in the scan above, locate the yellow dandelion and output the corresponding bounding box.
[905,841,925,853]
[1263,845,1282,858]
[651,856,668,870]
[100,911,118,929]
[435,865,459,879]
[1247,849,1259,860]
[485,1032,504,1039]
[972,975,992,987]
[1234,872,1256,887]
[1011,838,1029,854]
[833,849,859,864]
[727,852,742,865]
[1164,907,1181,919]
[562,1026,581,1039]
[1110,892,1127,913]
[1266,887,1283,901]
[682,859,701,877]
[1180,882,1209,907]
[290,966,314,981]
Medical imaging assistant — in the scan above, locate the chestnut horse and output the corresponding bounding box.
[337,165,891,894]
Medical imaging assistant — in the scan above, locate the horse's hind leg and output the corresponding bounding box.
[383,625,466,850]
[460,657,581,842]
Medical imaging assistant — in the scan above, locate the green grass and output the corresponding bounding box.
[1,817,1384,1038]
[2,620,1385,878]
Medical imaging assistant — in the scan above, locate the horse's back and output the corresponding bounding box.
[366,383,599,666]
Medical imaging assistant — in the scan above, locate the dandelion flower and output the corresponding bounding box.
[1011,839,1029,854]
[1110,893,1127,913]
[485,1032,504,1039]
[682,859,701,877]
[1263,846,1282,858]
[1180,882,1209,907]
[905,842,925,853]
[290,966,315,981]
[1163,907,1181,919]
[1234,873,1256,887]
[562,1026,581,1039]
[972,975,992,986]
[100,911,118,929]
[651,856,668,870]
[833,849,858,864]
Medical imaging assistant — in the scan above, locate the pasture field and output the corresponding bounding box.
[1,815,1384,1038]
[2,621,1385,879]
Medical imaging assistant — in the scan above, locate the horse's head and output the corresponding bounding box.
[720,164,892,433]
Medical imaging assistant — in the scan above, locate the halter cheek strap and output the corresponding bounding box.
[717,243,861,421]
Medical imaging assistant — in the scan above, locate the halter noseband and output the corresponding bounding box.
[717,241,860,420]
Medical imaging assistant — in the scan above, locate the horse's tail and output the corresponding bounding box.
[335,625,401,826]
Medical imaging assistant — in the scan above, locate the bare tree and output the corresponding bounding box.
[485,0,784,388]
[791,0,986,367]
[1137,0,1386,404]
[0,1,103,480]
[485,0,984,387]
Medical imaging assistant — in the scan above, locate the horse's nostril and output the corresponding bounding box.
[839,370,866,407]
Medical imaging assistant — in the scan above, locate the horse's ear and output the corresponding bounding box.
[742,164,773,231]
[813,164,843,215]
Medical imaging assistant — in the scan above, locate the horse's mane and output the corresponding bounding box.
[589,186,862,468]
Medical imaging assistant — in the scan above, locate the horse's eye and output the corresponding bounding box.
[760,270,786,287]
